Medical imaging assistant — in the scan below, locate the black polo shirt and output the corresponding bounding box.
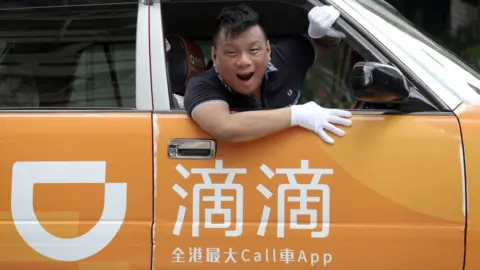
[184,35,316,115]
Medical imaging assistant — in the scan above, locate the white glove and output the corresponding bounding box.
[308,5,344,39]
[291,101,352,144]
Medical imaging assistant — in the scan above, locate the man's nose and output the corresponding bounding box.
[236,53,252,67]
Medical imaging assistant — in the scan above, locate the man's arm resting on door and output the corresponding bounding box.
[191,102,292,143]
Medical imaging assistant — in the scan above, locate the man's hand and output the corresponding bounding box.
[291,101,352,144]
[308,5,346,40]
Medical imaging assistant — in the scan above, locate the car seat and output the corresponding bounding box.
[68,43,135,108]
[0,44,40,108]
[165,35,207,109]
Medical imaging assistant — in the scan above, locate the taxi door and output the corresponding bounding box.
[153,113,465,270]
[0,1,154,270]
[150,5,465,270]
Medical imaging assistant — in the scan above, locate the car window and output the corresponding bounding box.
[0,2,137,109]
[70,43,136,108]
[161,1,364,110]
[301,41,361,109]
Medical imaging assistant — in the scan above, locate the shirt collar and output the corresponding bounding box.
[214,62,278,92]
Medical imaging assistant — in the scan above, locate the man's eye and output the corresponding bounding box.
[251,48,259,52]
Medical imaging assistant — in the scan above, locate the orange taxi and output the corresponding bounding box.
[1,0,480,269]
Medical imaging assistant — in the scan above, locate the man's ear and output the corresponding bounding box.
[266,40,271,60]
[211,46,217,67]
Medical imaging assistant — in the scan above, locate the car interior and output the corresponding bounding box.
[0,0,366,110]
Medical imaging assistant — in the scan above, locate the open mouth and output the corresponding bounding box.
[237,72,254,81]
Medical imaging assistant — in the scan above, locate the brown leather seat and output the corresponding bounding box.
[165,35,207,103]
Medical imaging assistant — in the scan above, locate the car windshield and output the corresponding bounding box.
[342,0,480,95]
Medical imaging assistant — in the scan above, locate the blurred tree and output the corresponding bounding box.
[440,0,480,72]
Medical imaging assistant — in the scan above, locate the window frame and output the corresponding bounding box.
[0,0,152,112]
[309,0,453,114]
[323,0,459,113]
[150,0,171,112]
[152,0,451,115]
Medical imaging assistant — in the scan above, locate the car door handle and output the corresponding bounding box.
[167,139,216,159]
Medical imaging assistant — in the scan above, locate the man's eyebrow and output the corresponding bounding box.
[249,40,262,45]
[219,39,235,47]
[221,45,236,51]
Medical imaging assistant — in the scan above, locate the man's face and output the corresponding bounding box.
[211,25,271,96]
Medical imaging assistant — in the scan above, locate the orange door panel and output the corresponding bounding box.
[457,104,480,270]
[154,112,465,270]
[0,112,153,270]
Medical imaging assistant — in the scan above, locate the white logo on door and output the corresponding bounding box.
[11,161,127,262]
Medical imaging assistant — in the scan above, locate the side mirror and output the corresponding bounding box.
[350,62,410,103]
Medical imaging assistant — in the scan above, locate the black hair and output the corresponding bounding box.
[212,4,266,46]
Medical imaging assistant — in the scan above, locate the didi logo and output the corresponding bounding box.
[11,161,127,262]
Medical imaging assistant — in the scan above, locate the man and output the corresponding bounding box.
[184,4,352,144]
